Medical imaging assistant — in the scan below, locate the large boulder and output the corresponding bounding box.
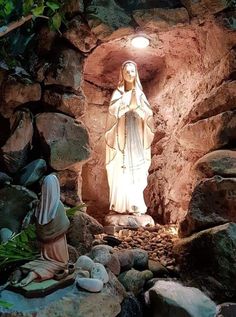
[64,17,97,53]
[117,293,143,317]
[1,110,33,173]
[145,280,216,317]
[133,7,189,31]
[57,169,83,206]
[180,0,230,16]
[67,212,103,254]
[42,90,86,118]
[177,110,236,152]
[44,49,83,91]
[35,112,90,170]
[179,176,236,237]
[174,223,236,301]
[85,0,132,40]
[118,269,153,295]
[15,159,47,187]
[182,81,236,124]
[0,185,37,235]
[194,150,236,177]
[1,78,41,117]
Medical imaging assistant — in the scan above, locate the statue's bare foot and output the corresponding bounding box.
[18,272,37,287]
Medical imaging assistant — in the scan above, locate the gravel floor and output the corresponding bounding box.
[109,224,179,271]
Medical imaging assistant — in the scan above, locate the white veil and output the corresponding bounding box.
[35,174,60,225]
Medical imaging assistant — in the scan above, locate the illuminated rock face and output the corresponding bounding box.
[81,11,236,223]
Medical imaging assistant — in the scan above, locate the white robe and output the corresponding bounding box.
[105,86,154,214]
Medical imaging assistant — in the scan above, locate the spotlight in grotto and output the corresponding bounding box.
[131,35,150,48]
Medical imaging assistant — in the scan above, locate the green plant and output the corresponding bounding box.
[66,203,87,218]
[0,224,39,269]
[0,300,13,309]
[0,1,67,79]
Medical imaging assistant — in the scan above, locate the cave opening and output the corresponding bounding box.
[81,20,235,226]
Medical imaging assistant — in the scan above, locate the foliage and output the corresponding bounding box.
[0,224,39,269]
[0,1,66,79]
[66,203,87,218]
[0,0,64,30]
[0,300,13,309]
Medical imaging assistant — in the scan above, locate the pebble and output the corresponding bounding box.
[76,277,104,293]
[106,253,121,275]
[90,245,113,265]
[91,263,109,283]
[76,270,90,278]
[113,224,178,271]
[75,255,94,271]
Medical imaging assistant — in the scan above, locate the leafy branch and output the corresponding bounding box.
[0,224,39,269]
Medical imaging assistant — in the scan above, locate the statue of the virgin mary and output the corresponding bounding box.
[105,61,154,214]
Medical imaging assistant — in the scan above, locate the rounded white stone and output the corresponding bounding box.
[76,278,104,293]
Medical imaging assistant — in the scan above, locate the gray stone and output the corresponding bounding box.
[0,227,13,243]
[42,90,86,118]
[133,7,189,31]
[103,270,127,303]
[194,150,236,177]
[118,269,153,295]
[75,255,95,271]
[179,176,236,237]
[145,280,216,317]
[0,172,12,186]
[174,223,236,302]
[117,293,143,317]
[45,49,83,91]
[76,270,90,278]
[1,110,33,173]
[76,277,104,292]
[0,185,37,235]
[86,0,132,31]
[90,245,113,265]
[57,169,83,206]
[217,302,236,317]
[91,263,109,283]
[35,112,91,170]
[116,250,134,271]
[15,159,47,186]
[131,248,148,270]
[67,212,103,254]
[63,17,97,53]
[148,260,169,277]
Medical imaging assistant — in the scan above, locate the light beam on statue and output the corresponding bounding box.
[131,36,150,48]
[105,61,154,215]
